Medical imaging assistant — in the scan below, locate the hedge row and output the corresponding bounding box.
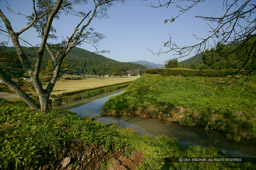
[146,69,255,77]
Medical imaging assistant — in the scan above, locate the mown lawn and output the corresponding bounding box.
[102,74,256,141]
[50,76,139,95]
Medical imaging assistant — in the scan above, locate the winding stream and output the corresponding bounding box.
[68,90,256,157]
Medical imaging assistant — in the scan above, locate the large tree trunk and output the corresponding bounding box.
[38,93,50,112]
[1,67,53,112]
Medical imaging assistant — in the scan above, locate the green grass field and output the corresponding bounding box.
[102,74,256,141]
[50,76,139,95]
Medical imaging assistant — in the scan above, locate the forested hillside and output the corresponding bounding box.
[0,46,146,76]
[65,48,146,75]
[180,54,202,65]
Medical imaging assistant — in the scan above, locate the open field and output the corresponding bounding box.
[50,76,139,95]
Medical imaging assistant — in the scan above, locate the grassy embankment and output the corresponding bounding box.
[101,73,256,142]
[1,99,254,169]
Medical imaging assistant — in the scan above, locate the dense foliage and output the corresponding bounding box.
[1,99,254,169]
[102,74,256,141]
[0,99,128,169]
[165,58,179,68]
[202,41,255,70]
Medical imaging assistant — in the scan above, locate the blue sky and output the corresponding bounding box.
[0,0,224,64]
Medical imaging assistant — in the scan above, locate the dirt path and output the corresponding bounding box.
[0,92,19,101]
[107,151,144,170]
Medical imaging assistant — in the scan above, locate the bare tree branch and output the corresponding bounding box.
[45,1,100,96]
[148,0,256,60]
[37,0,63,55]
[17,0,37,35]
[64,1,99,55]
[46,43,57,64]
[65,10,92,50]
[0,28,35,47]
[0,9,33,76]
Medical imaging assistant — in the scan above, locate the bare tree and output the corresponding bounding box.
[147,0,256,71]
[0,0,123,112]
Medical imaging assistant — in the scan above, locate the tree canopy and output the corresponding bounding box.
[165,58,178,68]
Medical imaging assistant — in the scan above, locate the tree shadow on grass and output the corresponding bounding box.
[161,157,176,170]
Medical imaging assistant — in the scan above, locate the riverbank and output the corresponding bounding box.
[101,74,256,142]
[1,99,255,169]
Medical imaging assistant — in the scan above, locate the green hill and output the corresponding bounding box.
[180,53,202,65]
[1,46,146,75]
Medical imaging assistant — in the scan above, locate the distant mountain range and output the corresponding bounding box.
[131,60,163,69]
[1,47,147,75]
[180,54,202,65]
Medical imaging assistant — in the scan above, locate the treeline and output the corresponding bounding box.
[0,47,24,78]
[166,36,256,71]
[0,46,146,78]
